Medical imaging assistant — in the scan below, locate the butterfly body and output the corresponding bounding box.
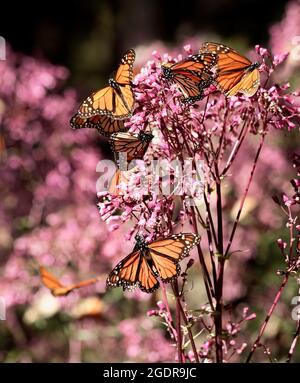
[247,62,260,72]
[78,49,136,119]
[134,236,161,275]
[107,78,133,111]
[134,234,148,251]
[137,131,154,143]
[108,78,120,90]
[161,65,173,80]
[107,233,200,293]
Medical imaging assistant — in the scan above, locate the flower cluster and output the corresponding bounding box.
[97,44,300,242]
[95,36,300,362]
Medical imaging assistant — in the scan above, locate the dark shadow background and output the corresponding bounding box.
[0,0,288,90]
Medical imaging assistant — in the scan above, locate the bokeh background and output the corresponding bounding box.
[1,0,300,362]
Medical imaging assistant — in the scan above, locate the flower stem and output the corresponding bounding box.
[215,179,224,363]
[224,132,266,258]
[160,283,178,341]
[176,293,200,363]
[245,273,289,363]
[286,320,300,363]
[172,281,184,363]
[221,117,249,177]
[190,206,215,308]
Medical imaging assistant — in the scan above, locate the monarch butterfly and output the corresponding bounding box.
[108,168,137,195]
[161,52,217,104]
[108,167,153,196]
[39,267,101,297]
[109,131,154,162]
[78,49,135,119]
[107,233,200,293]
[108,169,122,195]
[200,42,260,97]
[70,113,127,136]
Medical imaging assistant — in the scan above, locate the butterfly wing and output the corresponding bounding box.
[39,267,73,296]
[201,42,260,96]
[97,116,126,135]
[148,233,200,282]
[137,255,160,292]
[173,72,212,103]
[168,52,217,73]
[117,83,135,114]
[108,169,122,195]
[162,53,216,103]
[109,132,152,162]
[70,113,126,135]
[78,86,134,120]
[226,68,260,97]
[108,169,135,195]
[115,49,135,84]
[201,42,251,69]
[40,267,64,289]
[150,254,181,282]
[107,250,141,290]
[106,233,199,293]
[106,250,159,293]
[78,50,136,119]
[78,88,111,118]
[70,113,93,130]
[112,49,136,116]
[149,233,200,262]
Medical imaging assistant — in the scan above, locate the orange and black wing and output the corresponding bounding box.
[109,131,153,162]
[176,72,212,104]
[161,53,216,103]
[108,169,122,195]
[148,233,200,282]
[40,266,64,290]
[108,169,136,196]
[39,266,73,296]
[70,113,94,130]
[111,49,136,116]
[114,49,135,85]
[78,50,135,119]
[165,52,217,74]
[106,250,159,293]
[162,66,212,102]
[40,267,100,296]
[137,255,160,292]
[70,113,126,136]
[201,42,260,97]
[225,67,260,97]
